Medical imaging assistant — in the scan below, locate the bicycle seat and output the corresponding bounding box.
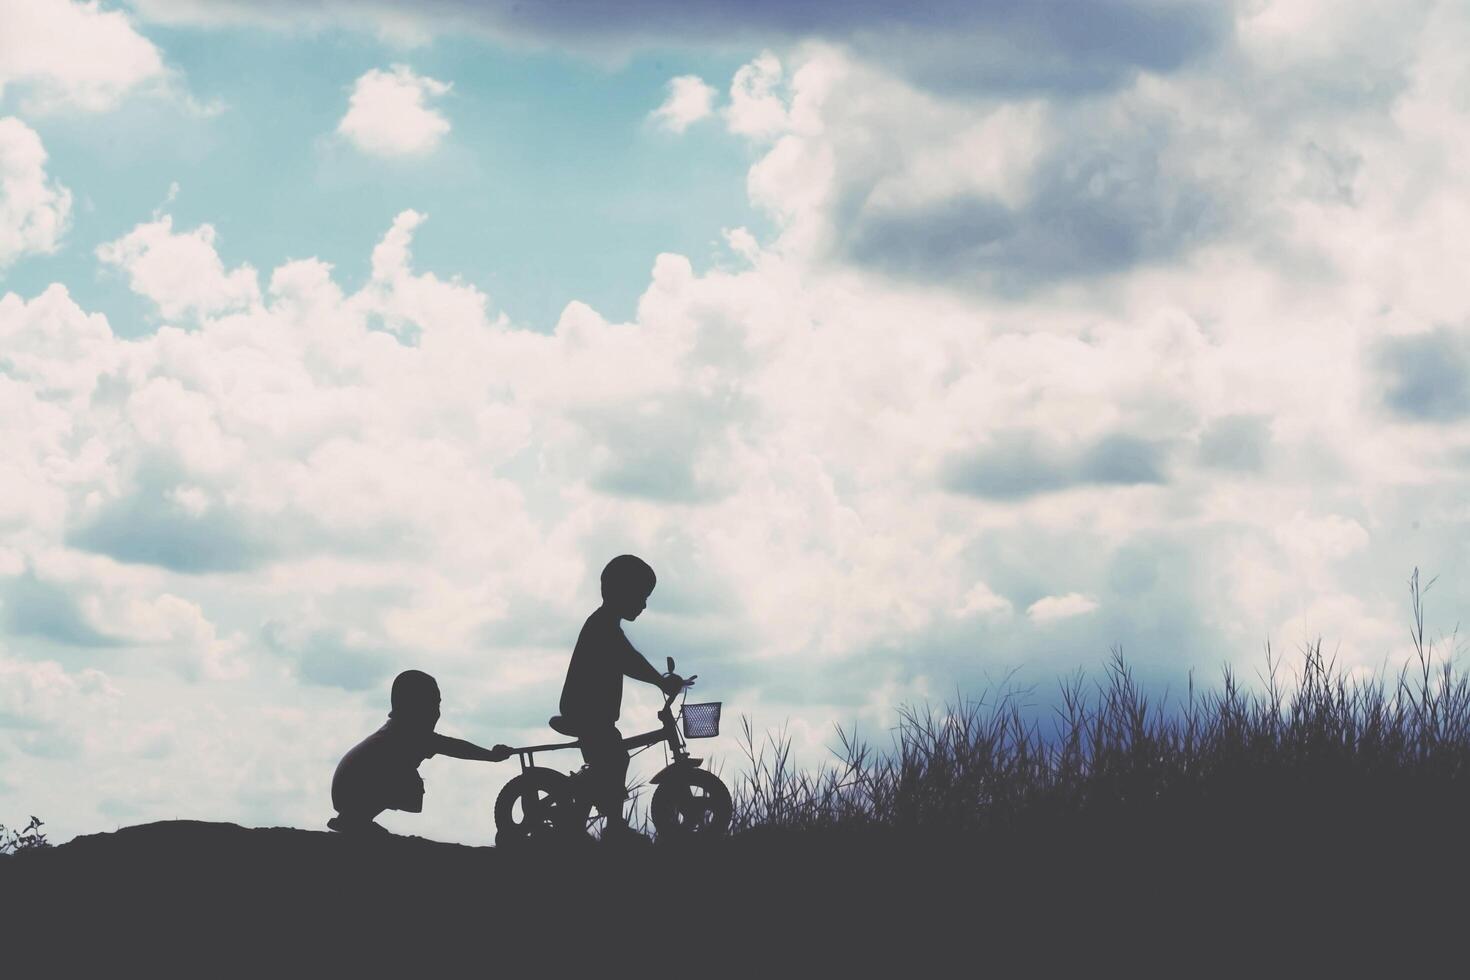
[547,715,581,737]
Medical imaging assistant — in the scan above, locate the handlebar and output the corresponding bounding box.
[661,656,697,708]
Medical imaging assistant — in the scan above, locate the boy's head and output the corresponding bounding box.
[600,554,655,621]
[390,669,441,727]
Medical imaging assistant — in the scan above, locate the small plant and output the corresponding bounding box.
[0,816,51,854]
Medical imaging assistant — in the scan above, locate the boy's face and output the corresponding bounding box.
[404,690,441,728]
[610,586,652,622]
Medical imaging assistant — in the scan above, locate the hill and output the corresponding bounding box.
[2,805,1462,975]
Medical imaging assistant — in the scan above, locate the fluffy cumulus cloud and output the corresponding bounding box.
[336,64,452,157]
[96,216,261,319]
[1027,593,1100,624]
[716,46,1236,293]
[8,1,1470,845]
[0,0,168,111]
[651,75,717,133]
[0,117,72,267]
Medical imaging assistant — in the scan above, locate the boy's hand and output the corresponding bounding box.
[659,674,688,698]
[488,744,513,763]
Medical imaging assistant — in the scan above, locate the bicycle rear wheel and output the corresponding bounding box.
[493,768,579,846]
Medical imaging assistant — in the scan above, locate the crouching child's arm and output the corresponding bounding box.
[432,734,512,762]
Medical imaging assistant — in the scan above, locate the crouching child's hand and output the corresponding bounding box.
[488,744,513,763]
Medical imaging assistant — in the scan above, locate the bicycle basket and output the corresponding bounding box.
[681,702,722,738]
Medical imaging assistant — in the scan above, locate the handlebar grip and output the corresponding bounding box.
[667,656,675,673]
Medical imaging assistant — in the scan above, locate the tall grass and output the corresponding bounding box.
[729,569,1470,836]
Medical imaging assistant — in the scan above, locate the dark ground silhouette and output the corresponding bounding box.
[3,782,1465,974]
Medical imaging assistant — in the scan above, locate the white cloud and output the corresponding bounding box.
[0,0,168,112]
[336,64,451,157]
[725,51,788,139]
[651,74,716,133]
[118,594,248,681]
[958,582,1013,619]
[0,654,118,758]
[10,4,1470,845]
[0,117,72,267]
[1026,594,1101,623]
[96,215,261,320]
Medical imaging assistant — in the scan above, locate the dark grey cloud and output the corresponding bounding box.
[942,429,1170,500]
[576,393,744,504]
[1373,326,1470,422]
[844,120,1223,293]
[594,456,719,504]
[1197,414,1271,471]
[0,706,43,730]
[133,0,1232,95]
[261,622,396,692]
[67,461,274,573]
[2,570,121,648]
[845,2,1230,96]
[66,455,419,574]
[466,686,559,735]
[10,729,82,760]
[479,597,577,650]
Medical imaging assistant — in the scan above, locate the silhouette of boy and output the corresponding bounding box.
[558,555,685,838]
[329,669,511,835]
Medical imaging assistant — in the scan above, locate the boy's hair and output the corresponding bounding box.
[600,554,656,599]
[390,669,439,716]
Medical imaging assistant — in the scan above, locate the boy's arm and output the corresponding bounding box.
[431,734,512,762]
[619,635,684,696]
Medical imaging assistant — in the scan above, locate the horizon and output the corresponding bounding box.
[3,0,1469,846]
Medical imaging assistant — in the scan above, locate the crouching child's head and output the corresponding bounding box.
[390,669,441,730]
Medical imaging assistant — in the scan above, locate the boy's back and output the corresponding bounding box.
[558,606,638,729]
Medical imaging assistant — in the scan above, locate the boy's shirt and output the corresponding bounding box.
[332,717,449,812]
[559,605,643,728]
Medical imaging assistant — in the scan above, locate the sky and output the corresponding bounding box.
[2,0,1469,845]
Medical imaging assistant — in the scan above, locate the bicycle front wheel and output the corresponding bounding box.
[650,767,732,841]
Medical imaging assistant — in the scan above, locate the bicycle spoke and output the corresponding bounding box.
[677,788,712,829]
[521,791,554,828]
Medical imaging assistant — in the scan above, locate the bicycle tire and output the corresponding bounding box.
[493,768,579,845]
[650,767,732,840]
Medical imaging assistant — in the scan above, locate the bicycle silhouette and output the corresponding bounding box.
[494,658,731,844]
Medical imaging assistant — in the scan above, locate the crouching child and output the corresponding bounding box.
[329,669,511,835]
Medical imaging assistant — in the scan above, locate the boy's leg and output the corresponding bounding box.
[578,726,630,829]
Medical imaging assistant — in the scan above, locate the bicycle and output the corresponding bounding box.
[494,658,732,845]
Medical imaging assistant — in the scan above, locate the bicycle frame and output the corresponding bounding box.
[509,682,694,773]
[494,660,727,842]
